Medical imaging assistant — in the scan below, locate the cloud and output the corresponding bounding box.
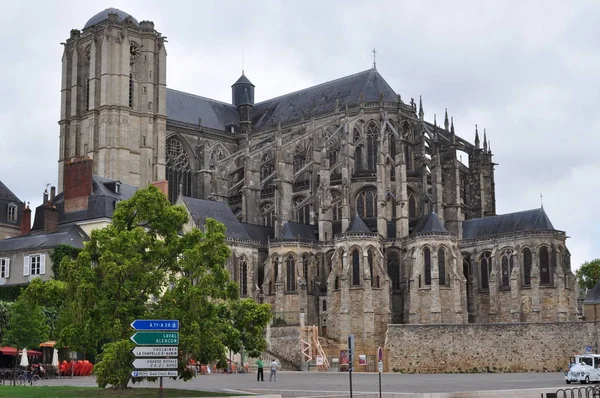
[0,0,597,270]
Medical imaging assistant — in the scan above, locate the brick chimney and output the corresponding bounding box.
[20,203,31,235]
[44,203,59,234]
[64,157,93,213]
[151,180,168,197]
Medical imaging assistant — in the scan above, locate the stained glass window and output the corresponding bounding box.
[166,137,191,203]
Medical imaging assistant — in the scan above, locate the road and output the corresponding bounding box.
[41,371,570,396]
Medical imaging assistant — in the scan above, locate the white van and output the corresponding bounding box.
[565,354,600,384]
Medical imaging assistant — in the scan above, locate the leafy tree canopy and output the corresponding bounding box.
[56,186,270,388]
[576,259,600,290]
[3,294,49,350]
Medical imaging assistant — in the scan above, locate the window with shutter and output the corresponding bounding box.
[40,254,46,275]
[5,258,9,279]
[0,258,7,278]
[23,255,30,276]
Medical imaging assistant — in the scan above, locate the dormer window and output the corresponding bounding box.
[7,203,17,222]
[115,182,121,194]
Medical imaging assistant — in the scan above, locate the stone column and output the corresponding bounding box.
[488,252,499,322]
[339,250,351,340]
[430,248,441,324]
[362,250,374,341]
[510,252,522,322]
[530,249,541,321]
[395,147,409,238]
[275,257,284,314]
[469,255,479,323]
[408,251,421,324]
[450,251,464,324]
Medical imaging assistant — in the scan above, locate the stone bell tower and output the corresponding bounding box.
[58,8,167,191]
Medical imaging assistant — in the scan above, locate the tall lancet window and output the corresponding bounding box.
[423,247,431,286]
[240,261,248,296]
[366,122,378,171]
[166,137,192,203]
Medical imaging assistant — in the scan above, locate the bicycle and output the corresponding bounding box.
[16,370,40,386]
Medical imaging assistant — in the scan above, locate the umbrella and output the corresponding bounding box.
[52,349,59,368]
[20,348,29,367]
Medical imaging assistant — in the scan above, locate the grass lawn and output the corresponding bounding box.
[0,386,248,397]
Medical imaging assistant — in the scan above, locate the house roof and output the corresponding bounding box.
[0,181,21,203]
[0,224,88,253]
[411,212,448,236]
[181,196,251,240]
[584,281,600,305]
[345,215,372,234]
[166,89,239,131]
[31,176,138,231]
[252,68,398,131]
[280,222,317,241]
[462,208,556,239]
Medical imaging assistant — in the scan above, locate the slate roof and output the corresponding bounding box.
[0,224,88,253]
[411,212,448,236]
[241,223,274,244]
[345,215,373,234]
[166,89,239,131]
[181,196,251,240]
[252,68,398,131]
[462,208,556,240]
[31,176,138,231]
[0,181,21,202]
[84,8,139,29]
[583,281,600,305]
[280,222,317,241]
[165,68,398,133]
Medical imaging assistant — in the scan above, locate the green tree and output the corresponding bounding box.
[230,299,272,358]
[0,301,13,341]
[49,244,82,281]
[57,186,270,389]
[3,296,49,350]
[576,259,600,290]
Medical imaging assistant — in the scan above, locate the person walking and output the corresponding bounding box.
[269,359,279,382]
[256,358,264,381]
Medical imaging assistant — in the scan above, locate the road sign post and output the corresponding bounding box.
[131,319,180,398]
[348,334,354,398]
[377,346,383,398]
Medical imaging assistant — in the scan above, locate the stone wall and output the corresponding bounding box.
[385,321,600,373]
[267,325,301,370]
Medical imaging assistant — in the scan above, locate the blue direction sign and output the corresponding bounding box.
[131,319,179,331]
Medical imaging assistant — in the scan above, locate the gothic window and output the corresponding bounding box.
[501,255,510,288]
[405,144,412,171]
[423,247,431,286]
[438,247,446,286]
[240,261,248,296]
[293,144,307,174]
[376,275,380,288]
[480,252,491,290]
[402,122,412,141]
[322,300,327,311]
[389,130,397,159]
[408,194,417,219]
[355,145,363,171]
[296,201,310,225]
[539,246,551,285]
[462,258,470,279]
[261,178,276,199]
[368,249,374,287]
[328,139,340,166]
[356,188,377,218]
[286,256,296,292]
[523,248,532,287]
[366,122,378,171]
[335,277,339,290]
[260,152,274,180]
[7,203,17,222]
[303,254,309,285]
[332,191,342,221]
[166,137,192,203]
[209,147,225,166]
[353,128,361,143]
[293,170,311,192]
[387,252,400,290]
[352,249,360,286]
[273,258,279,281]
[261,203,275,227]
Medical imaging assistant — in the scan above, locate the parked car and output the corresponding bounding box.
[565,354,600,384]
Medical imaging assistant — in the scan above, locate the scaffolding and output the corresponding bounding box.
[300,325,329,370]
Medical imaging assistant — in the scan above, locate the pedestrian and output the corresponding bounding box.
[269,359,279,382]
[256,358,264,381]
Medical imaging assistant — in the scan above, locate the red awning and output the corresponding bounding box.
[0,346,18,356]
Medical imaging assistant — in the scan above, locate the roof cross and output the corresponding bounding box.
[372,48,377,69]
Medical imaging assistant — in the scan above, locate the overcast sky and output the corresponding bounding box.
[0,1,598,269]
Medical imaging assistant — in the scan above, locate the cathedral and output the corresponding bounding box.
[57,8,578,346]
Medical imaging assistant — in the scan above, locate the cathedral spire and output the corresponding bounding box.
[444,108,449,131]
[419,96,424,121]
[475,124,480,149]
[483,129,488,152]
[450,116,455,135]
